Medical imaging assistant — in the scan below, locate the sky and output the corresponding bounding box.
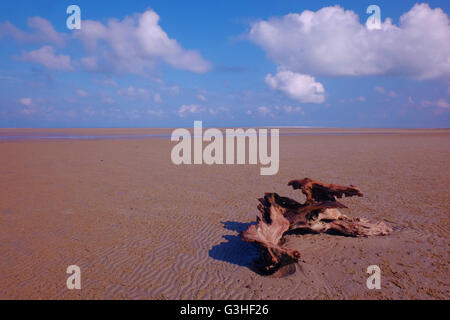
[0,0,449,128]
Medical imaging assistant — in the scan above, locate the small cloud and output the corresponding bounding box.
[421,100,433,107]
[208,106,229,115]
[76,89,88,97]
[265,70,325,103]
[376,87,398,98]
[83,107,96,116]
[19,98,33,106]
[21,107,37,115]
[374,86,386,95]
[102,97,115,104]
[147,108,164,116]
[80,56,98,71]
[256,105,304,117]
[421,98,450,109]
[178,104,202,117]
[101,78,118,87]
[169,86,180,95]
[117,86,148,98]
[197,94,207,102]
[0,17,67,46]
[154,93,162,103]
[357,96,366,102]
[349,96,366,103]
[388,90,398,98]
[258,106,273,117]
[436,99,450,109]
[19,98,38,115]
[21,46,72,71]
[282,106,304,114]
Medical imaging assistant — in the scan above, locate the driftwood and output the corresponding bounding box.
[240,178,392,276]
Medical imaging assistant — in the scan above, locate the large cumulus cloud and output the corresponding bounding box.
[249,3,450,80]
[1,10,211,75]
[74,10,211,74]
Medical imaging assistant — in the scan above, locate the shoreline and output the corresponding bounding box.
[0,128,448,142]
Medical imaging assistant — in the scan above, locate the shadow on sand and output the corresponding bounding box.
[209,221,260,271]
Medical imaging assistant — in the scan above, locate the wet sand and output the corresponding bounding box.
[0,128,449,299]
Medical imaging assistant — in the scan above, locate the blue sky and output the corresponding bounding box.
[0,0,449,128]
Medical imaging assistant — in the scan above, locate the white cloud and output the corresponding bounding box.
[76,89,88,97]
[436,99,450,109]
[21,46,72,71]
[375,86,398,97]
[21,107,37,115]
[80,56,98,71]
[19,97,38,115]
[154,93,162,103]
[349,96,366,103]
[3,11,210,76]
[102,97,115,104]
[208,106,229,115]
[258,106,272,116]
[147,108,164,116]
[178,104,202,117]
[265,70,325,103]
[83,107,96,116]
[281,106,304,114]
[421,98,450,109]
[0,75,16,81]
[0,17,66,46]
[168,85,180,95]
[74,10,211,74]
[374,86,386,94]
[19,98,33,106]
[389,90,398,98]
[102,79,118,87]
[117,86,148,98]
[197,94,207,102]
[248,4,450,79]
[256,105,304,117]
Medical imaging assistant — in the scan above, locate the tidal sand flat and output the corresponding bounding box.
[0,129,448,299]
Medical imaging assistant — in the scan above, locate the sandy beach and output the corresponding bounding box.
[0,128,448,299]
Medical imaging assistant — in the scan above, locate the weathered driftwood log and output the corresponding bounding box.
[240,178,392,276]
